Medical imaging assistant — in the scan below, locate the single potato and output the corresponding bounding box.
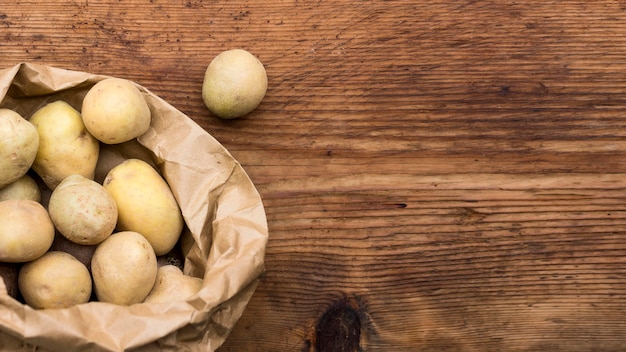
[18,251,92,309]
[29,100,100,189]
[0,174,41,202]
[91,231,158,305]
[81,78,151,144]
[0,199,54,262]
[48,174,118,245]
[143,265,203,304]
[103,159,183,255]
[201,49,267,119]
[0,109,39,188]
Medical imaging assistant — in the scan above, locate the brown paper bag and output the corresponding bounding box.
[0,63,268,352]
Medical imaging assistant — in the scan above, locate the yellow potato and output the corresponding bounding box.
[103,159,183,255]
[81,78,151,144]
[0,199,54,262]
[0,109,39,188]
[143,265,203,304]
[91,231,157,305]
[29,100,100,189]
[202,49,268,119]
[18,251,92,309]
[48,174,118,245]
[0,174,41,202]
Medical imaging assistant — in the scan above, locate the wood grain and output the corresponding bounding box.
[3,1,626,351]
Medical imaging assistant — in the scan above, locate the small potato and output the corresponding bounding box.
[202,49,267,119]
[81,78,151,144]
[0,199,54,263]
[143,265,203,304]
[18,251,92,309]
[91,231,157,305]
[48,174,118,245]
[103,159,183,256]
[0,109,39,188]
[29,100,100,189]
[0,174,41,202]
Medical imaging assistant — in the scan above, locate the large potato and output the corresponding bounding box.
[0,174,41,202]
[29,100,100,189]
[0,109,39,188]
[81,78,151,144]
[103,159,183,255]
[48,174,118,245]
[18,251,92,309]
[0,199,54,262]
[91,231,157,305]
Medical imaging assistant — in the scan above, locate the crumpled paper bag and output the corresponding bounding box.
[0,63,268,352]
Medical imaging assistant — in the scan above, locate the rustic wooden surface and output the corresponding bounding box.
[4,1,626,351]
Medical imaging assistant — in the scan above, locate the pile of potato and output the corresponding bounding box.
[0,78,202,309]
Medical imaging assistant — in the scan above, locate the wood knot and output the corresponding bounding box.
[314,295,362,352]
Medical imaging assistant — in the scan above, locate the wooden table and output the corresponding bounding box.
[3,1,626,351]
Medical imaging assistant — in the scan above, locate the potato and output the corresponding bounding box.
[18,251,92,309]
[0,109,39,188]
[81,78,151,144]
[48,174,118,245]
[0,174,41,202]
[143,265,203,304]
[29,100,100,189]
[202,49,267,119]
[91,231,158,305]
[103,159,183,255]
[0,199,54,262]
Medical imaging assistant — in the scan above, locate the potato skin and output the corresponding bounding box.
[81,78,151,144]
[29,101,100,190]
[18,251,92,309]
[48,174,118,245]
[0,199,54,262]
[0,109,39,188]
[0,174,41,202]
[202,49,267,119]
[103,159,183,255]
[91,231,157,305]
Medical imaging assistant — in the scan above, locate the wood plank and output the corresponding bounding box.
[2,1,626,351]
